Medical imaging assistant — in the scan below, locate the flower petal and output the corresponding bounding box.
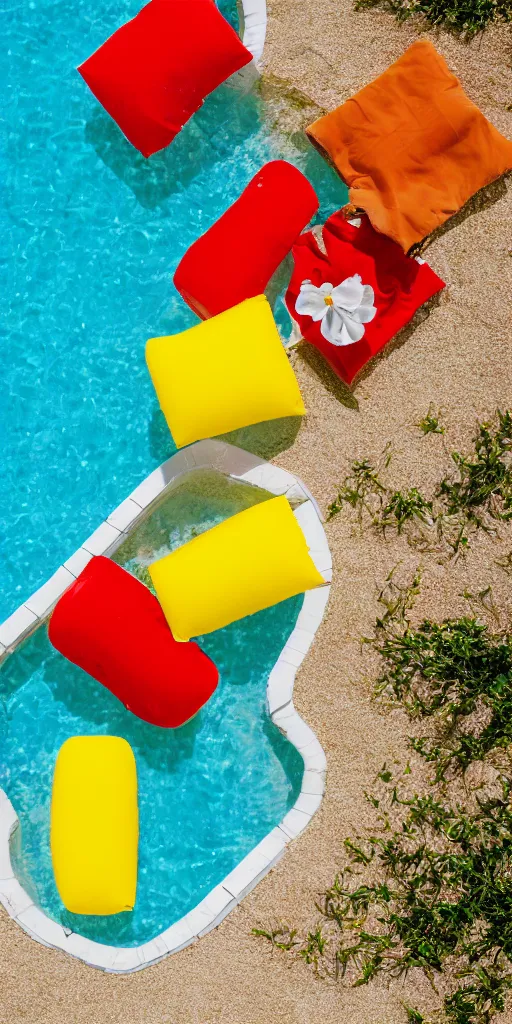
[339,310,366,344]
[320,308,344,344]
[321,307,364,347]
[360,284,375,308]
[331,274,364,312]
[295,282,328,321]
[356,302,377,325]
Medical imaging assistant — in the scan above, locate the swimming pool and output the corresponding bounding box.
[1,0,346,625]
[2,470,304,947]
[1,0,338,965]
[0,443,331,968]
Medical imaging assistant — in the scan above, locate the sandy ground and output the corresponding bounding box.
[1,3,511,1022]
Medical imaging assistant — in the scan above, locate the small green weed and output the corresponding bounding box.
[460,586,501,626]
[380,489,434,534]
[327,411,512,555]
[372,577,512,779]
[496,551,512,576]
[252,925,299,951]
[373,567,423,632]
[438,411,512,525]
[405,1009,428,1024]
[327,458,387,523]
[299,928,328,968]
[418,407,445,436]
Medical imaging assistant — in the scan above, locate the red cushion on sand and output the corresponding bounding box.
[174,160,319,318]
[78,0,253,158]
[48,556,219,728]
[285,212,445,386]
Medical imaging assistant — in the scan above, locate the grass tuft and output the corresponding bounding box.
[418,407,446,436]
[327,458,387,522]
[252,925,299,951]
[496,551,512,576]
[381,489,435,534]
[327,411,512,555]
[372,575,512,779]
[437,411,512,526]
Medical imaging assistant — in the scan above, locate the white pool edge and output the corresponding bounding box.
[0,439,331,973]
[241,0,267,64]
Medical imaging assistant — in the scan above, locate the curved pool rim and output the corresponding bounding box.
[240,0,267,63]
[0,440,331,973]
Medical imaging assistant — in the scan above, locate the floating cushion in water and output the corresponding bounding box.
[149,495,324,641]
[306,40,512,252]
[51,735,138,915]
[146,294,306,449]
[285,211,445,386]
[78,0,252,158]
[48,556,218,727]
[173,161,319,319]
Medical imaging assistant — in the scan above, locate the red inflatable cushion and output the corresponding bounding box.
[48,556,219,728]
[174,160,319,319]
[78,0,253,158]
[285,212,445,386]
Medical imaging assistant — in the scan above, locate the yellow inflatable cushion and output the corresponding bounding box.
[145,294,306,449]
[149,495,324,642]
[51,736,138,916]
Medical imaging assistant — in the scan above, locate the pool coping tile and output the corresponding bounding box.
[25,566,76,618]
[241,0,267,62]
[17,905,71,950]
[82,521,122,557]
[106,497,144,533]
[63,547,94,579]
[221,848,273,900]
[0,605,38,651]
[0,877,34,917]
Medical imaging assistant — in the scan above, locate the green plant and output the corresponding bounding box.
[418,408,445,436]
[256,768,512,1023]
[438,411,512,522]
[252,925,299,951]
[496,551,512,576]
[374,616,512,780]
[436,413,512,553]
[299,928,328,968]
[355,0,512,36]
[405,1008,429,1024]
[460,586,501,626]
[327,412,512,555]
[327,459,386,522]
[381,489,434,534]
[318,775,512,1023]
[255,570,512,1024]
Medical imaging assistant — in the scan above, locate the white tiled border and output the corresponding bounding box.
[241,0,267,64]
[0,440,330,972]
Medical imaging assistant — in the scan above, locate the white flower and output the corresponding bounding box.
[295,275,377,347]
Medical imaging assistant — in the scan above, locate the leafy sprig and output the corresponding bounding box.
[327,411,512,555]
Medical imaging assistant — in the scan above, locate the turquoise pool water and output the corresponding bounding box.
[1,0,345,625]
[3,473,305,946]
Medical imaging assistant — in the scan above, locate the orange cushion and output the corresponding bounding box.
[306,40,512,252]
